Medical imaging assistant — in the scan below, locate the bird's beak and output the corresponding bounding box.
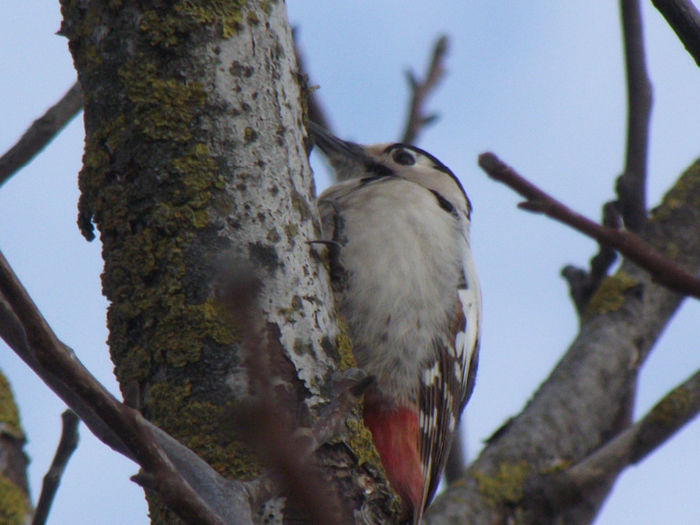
[306,121,366,162]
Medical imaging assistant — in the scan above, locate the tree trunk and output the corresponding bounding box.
[59,1,395,522]
[56,0,700,522]
[0,370,30,525]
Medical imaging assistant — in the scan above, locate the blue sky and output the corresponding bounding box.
[1,2,699,523]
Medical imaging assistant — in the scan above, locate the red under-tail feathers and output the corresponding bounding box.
[363,401,423,522]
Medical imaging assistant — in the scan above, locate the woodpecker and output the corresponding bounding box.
[308,122,481,524]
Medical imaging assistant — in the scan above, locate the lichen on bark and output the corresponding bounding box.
[0,372,28,525]
[61,0,395,521]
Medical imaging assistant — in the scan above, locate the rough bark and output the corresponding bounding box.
[60,1,394,523]
[50,0,700,522]
[424,159,700,524]
[0,370,30,525]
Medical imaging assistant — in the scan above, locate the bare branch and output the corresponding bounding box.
[32,410,80,525]
[0,82,83,187]
[0,249,251,525]
[478,153,700,299]
[651,0,700,66]
[216,264,359,525]
[616,0,653,232]
[528,369,700,511]
[400,35,449,144]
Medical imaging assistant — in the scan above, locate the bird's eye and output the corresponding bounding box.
[392,149,415,166]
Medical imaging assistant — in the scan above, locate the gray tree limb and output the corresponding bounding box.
[0,249,253,524]
[425,158,700,524]
[0,81,82,187]
[616,0,653,232]
[651,0,700,66]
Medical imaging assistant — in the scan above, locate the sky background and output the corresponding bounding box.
[1,1,699,523]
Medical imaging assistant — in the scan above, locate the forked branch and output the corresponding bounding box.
[528,369,700,510]
[478,152,700,299]
[401,35,449,144]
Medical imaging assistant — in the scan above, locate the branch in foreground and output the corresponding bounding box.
[478,152,700,299]
[216,264,349,524]
[531,368,700,510]
[401,35,449,144]
[0,81,83,187]
[32,410,80,525]
[616,0,653,232]
[0,249,247,525]
[651,0,700,66]
[1,249,374,524]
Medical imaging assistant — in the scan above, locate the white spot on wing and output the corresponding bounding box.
[422,361,440,386]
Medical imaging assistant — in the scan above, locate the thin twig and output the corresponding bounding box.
[478,152,700,299]
[401,36,449,145]
[651,0,700,66]
[32,410,80,525]
[616,0,653,232]
[0,82,83,187]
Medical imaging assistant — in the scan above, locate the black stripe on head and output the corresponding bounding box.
[383,143,455,175]
[430,190,457,216]
[383,143,472,218]
[365,160,394,177]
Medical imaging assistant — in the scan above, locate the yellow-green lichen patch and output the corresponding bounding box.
[344,417,383,469]
[82,124,235,385]
[278,295,303,322]
[0,374,22,440]
[178,0,247,39]
[334,319,357,372]
[172,144,221,187]
[243,127,258,143]
[342,414,401,517]
[146,381,262,478]
[647,384,693,426]
[291,188,313,222]
[284,222,298,243]
[139,0,248,47]
[472,460,531,507]
[650,159,700,221]
[118,60,206,143]
[583,271,639,320]
[0,475,27,525]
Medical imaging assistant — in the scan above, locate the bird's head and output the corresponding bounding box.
[307,121,471,219]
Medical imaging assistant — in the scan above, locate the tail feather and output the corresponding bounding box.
[363,401,425,522]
